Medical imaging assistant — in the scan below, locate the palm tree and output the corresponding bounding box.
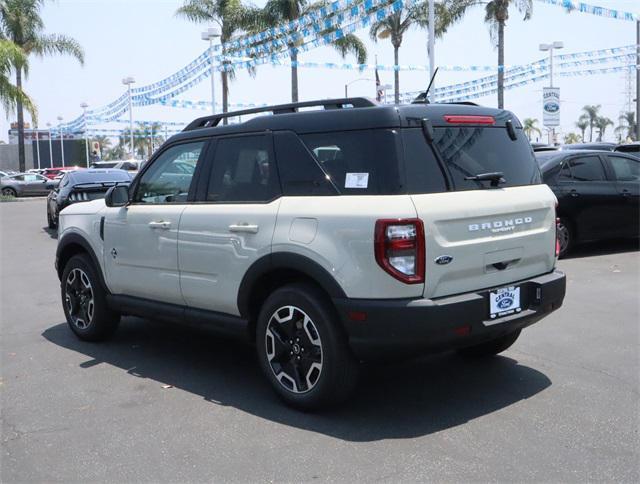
[615,111,636,142]
[1,0,84,172]
[581,105,601,142]
[575,115,589,143]
[484,0,532,109]
[176,0,261,118]
[563,133,581,145]
[522,118,541,141]
[371,0,473,104]
[261,0,367,102]
[0,38,35,119]
[595,116,613,142]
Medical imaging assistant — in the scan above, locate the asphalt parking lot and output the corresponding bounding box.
[1,198,639,482]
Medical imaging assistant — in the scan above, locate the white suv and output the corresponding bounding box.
[55,98,566,409]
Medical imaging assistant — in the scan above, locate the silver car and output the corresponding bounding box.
[1,173,58,197]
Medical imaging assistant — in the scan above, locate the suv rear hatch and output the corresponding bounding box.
[402,111,557,299]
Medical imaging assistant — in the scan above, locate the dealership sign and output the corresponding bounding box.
[543,87,560,128]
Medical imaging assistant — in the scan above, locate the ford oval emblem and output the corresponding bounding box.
[434,255,453,265]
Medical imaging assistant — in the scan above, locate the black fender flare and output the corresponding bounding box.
[237,252,347,319]
[56,233,108,290]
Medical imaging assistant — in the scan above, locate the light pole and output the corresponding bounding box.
[57,116,65,167]
[540,41,563,144]
[122,76,135,158]
[344,78,375,98]
[636,20,639,141]
[202,27,221,115]
[46,122,53,167]
[428,0,435,86]
[81,102,90,167]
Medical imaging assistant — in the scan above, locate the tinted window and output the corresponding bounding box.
[401,129,448,194]
[558,162,573,181]
[273,131,336,196]
[134,142,204,203]
[206,135,280,203]
[432,127,541,190]
[301,129,402,195]
[609,155,640,181]
[565,156,606,182]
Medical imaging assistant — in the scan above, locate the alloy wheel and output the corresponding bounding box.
[265,306,323,394]
[65,268,95,330]
[557,221,570,255]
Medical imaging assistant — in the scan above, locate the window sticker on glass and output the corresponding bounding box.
[345,172,369,189]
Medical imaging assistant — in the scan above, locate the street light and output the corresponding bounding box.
[539,41,564,88]
[122,76,136,158]
[57,115,65,167]
[80,102,89,167]
[344,77,375,98]
[201,27,221,115]
[46,122,53,167]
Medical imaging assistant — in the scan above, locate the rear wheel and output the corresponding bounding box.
[2,187,17,197]
[557,217,573,258]
[61,254,119,341]
[458,330,521,357]
[47,206,57,229]
[256,283,359,410]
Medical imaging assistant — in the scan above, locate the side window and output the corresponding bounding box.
[558,162,573,181]
[134,141,204,204]
[273,131,337,196]
[566,156,606,182]
[206,135,280,203]
[608,155,639,182]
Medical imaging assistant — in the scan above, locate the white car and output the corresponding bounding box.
[55,98,566,409]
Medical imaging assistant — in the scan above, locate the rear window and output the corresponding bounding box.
[300,129,402,195]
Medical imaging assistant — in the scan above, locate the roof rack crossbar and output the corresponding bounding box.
[182,97,378,131]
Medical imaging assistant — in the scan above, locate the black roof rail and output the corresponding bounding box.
[182,97,379,131]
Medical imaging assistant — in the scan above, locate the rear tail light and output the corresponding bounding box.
[443,115,495,125]
[375,219,425,284]
[68,192,89,202]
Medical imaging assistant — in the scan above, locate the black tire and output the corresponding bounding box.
[256,283,359,410]
[47,207,57,229]
[557,217,573,258]
[458,330,521,358]
[2,187,17,197]
[61,254,119,342]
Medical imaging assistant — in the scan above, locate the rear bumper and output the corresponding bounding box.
[333,270,566,360]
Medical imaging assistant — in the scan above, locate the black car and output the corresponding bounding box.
[47,169,130,228]
[536,150,639,256]
[614,143,640,158]
[561,142,616,152]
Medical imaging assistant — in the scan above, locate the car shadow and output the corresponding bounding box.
[564,238,639,260]
[42,319,551,442]
[42,226,58,240]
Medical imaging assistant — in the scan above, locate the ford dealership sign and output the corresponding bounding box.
[543,87,560,127]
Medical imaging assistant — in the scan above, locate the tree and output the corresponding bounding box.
[581,104,601,142]
[371,0,473,104]
[563,132,581,145]
[1,0,84,172]
[484,0,532,109]
[615,111,636,142]
[176,0,262,119]
[575,115,589,143]
[0,39,35,119]
[595,116,613,142]
[260,0,367,102]
[522,117,541,141]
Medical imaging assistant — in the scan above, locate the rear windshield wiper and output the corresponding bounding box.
[465,172,506,188]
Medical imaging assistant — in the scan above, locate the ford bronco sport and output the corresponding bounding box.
[55,98,566,409]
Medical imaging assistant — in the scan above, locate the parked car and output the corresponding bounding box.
[56,98,566,409]
[90,160,142,176]
[42,166,81,180]
[561,142,616,152]
[0,170,18,178]
[531,143,558,152]
[614,142,640,158]
[46,169,131,228]
[536,150,639,256]
[1,172,58,197]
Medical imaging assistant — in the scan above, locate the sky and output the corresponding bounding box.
[1,0,638,145]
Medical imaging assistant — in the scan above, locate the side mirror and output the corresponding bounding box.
[105,185,130,207]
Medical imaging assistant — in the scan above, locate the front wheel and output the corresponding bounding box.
[2,187,17,197]
[256,284,359,410]
[458,330,521,358]
[61,254,119,341]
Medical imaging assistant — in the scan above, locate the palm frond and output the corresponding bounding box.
[29,33,84,64]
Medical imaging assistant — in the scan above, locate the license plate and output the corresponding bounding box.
[489,286,521,319]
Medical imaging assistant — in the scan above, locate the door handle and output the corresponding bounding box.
[622,190,631,197]
[148,220,171,229]
[229,223,259,234]
[569,189,579,197]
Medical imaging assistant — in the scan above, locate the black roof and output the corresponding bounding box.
[169,98,522,145]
